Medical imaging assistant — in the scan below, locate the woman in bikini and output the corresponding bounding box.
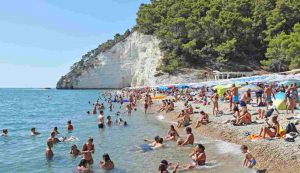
[81,137,95,165]
[195,111,209,128]
[182,144,206,170]
[165,125,180,141]
[211,92,219,116]
[259,116,280,138]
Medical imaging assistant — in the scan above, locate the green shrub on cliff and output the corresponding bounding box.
[136,0,300,72]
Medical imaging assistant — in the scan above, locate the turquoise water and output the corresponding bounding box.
[0,89,253,173]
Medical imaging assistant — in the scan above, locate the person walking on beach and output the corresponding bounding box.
[211,91,219,116]
[241,145,256,169]
[231,84,239,107]
[264,85,275,109]
[240,89,251,110]
[82,137,95,165]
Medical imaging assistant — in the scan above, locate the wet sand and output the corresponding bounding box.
[150,97,300,173]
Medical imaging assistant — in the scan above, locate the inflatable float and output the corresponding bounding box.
[151,95,167,99]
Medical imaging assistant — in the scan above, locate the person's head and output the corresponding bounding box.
[100,110,104,115]
[87,111,90,114]
[78,159,88,167]
[159,160,169,172]
[54,127,58,131]
[2,129,8,134]
[181,110,184,113]
[247,89,251,93]
[47,140,53,148]
[186,127,192,134]
[158,137,164,144]
[197,144,205,152]
[107,116,111,120]
[154,136,160,142]
[103,153,111,162]
[268,100,273,105]
[271,116,278,123]
[71,144,78,150]
[233,106,239,112]
[170,125,175,130]
[67,120,71,125]
[50,131,55,138]
[31,128,36,132]
[232,84,235,87]
[240,145,248,153]
[124,121,128,126]
[200,110,205,115]
[87,137,93,144]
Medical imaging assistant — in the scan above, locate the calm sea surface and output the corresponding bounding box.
[0,89,253,173]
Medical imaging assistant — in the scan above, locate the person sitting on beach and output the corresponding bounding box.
[181,144,206,170]
[177,111,190,128]
[1,129,8,136]
[31,128,40,136]
[52,127,60,135]
[259,116,280,138]
[158,100,167,112]
[70,144,81,157]
[177,127,194,146]
[45,141,54,160]
[159,160,179,173]
[177,110,185,118]
[165,125,180,141]
[82,137,95,165]
[236,110,252,125]
[241,145,256,169]
[67,120,74,132]
[77,159,89,173]
[98,111,105,129]
[186,105,193,114]
[99,153,115,170]
[195,111,209,128]
[257,100,279,119]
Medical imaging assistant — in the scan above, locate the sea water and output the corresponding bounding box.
[0,89,253,173]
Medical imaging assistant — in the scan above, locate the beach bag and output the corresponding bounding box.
[285,123,299,134]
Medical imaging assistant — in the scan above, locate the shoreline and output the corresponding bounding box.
[150,99,300,173]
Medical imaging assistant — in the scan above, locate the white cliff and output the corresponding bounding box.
[57,32,163,89]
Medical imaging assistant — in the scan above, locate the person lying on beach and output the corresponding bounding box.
[45,141,54,160]
[177,127,194,146]
[52,127,60,135]
[259,116,280,138]
[258,101,279,119]
[1,129,8,136]
[195,111,209,128]
[165,125,180,141]
[99,153,115,170]
[236,110,252,125]
[82,137,95,165]
[31,128,40,136]
[70,144,81,157]
[181,144,206,170]
[77,159,89,173]
[177,112,190,128]
[67,120,74,132]
[241,145,256,169]
[158,160,179,173]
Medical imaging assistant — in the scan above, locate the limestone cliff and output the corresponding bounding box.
[57,32,164,89]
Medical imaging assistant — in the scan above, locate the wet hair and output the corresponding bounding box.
[186,127,192,133]
[50,131,56,136]
[31,128,35,131]
[103,153,111,162]
[3,129,8,133]
[54,127,58,130]
[154,136,160,142]
[197,144,205,151]
[158,137,164,144]
[124,121,128,126]
[107,116,111,120]
[67,120,71,124]
[240,145,248,151]
[159,160,168,172]
[78,159,88,167]
[100,110,104,114]
[71,144,77,149]
[87,111,90,114]
[170,125,175,130]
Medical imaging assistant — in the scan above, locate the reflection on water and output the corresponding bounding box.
[0,89,253,173]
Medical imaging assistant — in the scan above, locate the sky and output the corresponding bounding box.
[0,0,149,88]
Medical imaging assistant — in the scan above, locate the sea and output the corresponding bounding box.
[0,89,253,173]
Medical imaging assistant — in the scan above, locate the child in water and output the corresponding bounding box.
[241,145,256,168]
[99,153,115,170]
[45,141,54,160]
[70,144,81,157]
[77,159,89,173]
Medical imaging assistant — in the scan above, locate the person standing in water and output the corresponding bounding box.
[81,137,95,165]
[45,141,54,160]
[67,120,74,132]
[144,99,149,114]
[98,111,105,129]
[52,127,60,135]
[70,144,81,157]
[211,91,219,116]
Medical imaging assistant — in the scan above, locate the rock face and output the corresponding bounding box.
[57,32,163,89]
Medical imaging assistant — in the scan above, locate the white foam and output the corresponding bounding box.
[196,160,220,170]
[156,114,165,120]
[215,140,241,155]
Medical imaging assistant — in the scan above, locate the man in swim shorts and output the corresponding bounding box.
[98,110,105,128]
[230,84,239,106]
[264,85,275,109]
[178,127,194,146]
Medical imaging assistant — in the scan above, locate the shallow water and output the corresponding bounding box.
[0,89,253,173]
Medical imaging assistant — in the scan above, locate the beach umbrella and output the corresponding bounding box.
[167,85,176,89]
[157,86,169,91]
[174,84,189,89]
[240,84,262,92]
[274,92,285,100]
[190,83,203,89]
[223,83,241,89]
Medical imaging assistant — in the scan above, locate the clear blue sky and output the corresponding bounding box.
[0,0,149,88]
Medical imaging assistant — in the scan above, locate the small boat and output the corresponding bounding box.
[44,88,51,89]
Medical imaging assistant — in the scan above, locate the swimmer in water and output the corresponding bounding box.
[181,144,206,170]
[31,128,40,136]
[77,159,89,173]
[67,120,74,132]
[158,160,179,173]
[177,127,194,146]
[52,127,60,135]
[47,132,66,144]
[165,125,180,141]
[70,144,81,157]
[106,116,112,126]
[99,153,115,170]
[2,129,8,136]
[81,137,95,165]
[45,141,54,160]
